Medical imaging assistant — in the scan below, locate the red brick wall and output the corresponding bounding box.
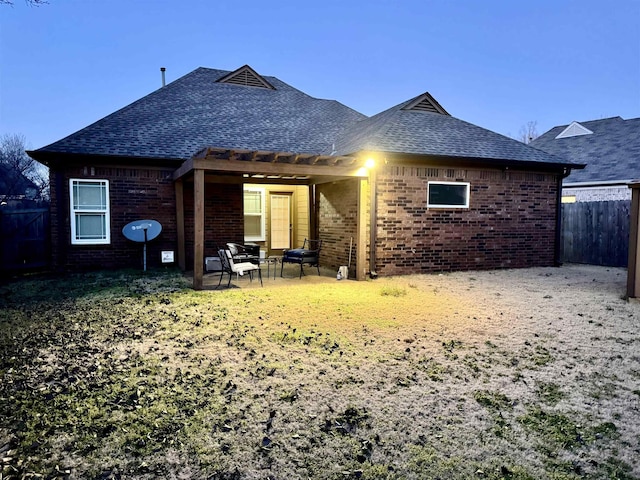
[49,165,177,271]
[182,182,243,269]
[375,165,559,275]
[48,162,559,277]
[49,164,245,272]
[317,179,360,276]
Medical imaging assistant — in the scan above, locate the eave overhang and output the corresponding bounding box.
[26,150,185,169]
[565,179,635,188]
[358,151,586,174]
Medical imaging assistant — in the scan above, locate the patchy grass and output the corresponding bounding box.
[1,266,639,479]
[518,406,619,450]
[535,381,566,405]
[379,285,407,297]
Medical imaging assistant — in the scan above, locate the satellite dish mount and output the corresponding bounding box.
[122,219,163,271]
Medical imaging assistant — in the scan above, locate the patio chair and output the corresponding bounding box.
[226,242,260,265]
[281,239,322,279]
[217,249,263,288]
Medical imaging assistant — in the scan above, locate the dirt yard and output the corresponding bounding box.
[0,264,638,479]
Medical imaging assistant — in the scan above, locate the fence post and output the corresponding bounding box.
[627,183,640,298]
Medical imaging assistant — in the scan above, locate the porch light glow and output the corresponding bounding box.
[365,158,375,169]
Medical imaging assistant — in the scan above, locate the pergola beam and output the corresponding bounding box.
[185,157,366,179]
[173,157,195,181]
[174,151,364,182]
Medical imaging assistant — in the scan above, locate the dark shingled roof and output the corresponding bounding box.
[0,164,37,197]
[32,65,579,170]
[333,94,574,166]
[34,67,365,161]
[531,116,640,184]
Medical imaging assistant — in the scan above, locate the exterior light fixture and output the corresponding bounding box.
[365,158,375,169]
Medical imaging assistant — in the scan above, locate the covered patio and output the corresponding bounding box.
[173,147,374,289]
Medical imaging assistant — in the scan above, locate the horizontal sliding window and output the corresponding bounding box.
[427,181,470,208]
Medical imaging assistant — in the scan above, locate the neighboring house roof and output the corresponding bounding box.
[30,64,579,170]
[0,163,37,199]
[531,116,640,184]
[333,93,573,166]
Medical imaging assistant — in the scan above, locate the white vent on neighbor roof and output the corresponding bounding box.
[216,65,275,90]
[555,121,594,139]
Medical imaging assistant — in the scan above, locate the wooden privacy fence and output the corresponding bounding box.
[0,207,50,272]
[561,200,630,267]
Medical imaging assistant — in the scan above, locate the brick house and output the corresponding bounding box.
[0,163,39,206]
[27,65,582,288]
[531,117,640,202]
[530,117,639,267]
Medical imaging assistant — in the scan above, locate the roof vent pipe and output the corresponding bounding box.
[160,67,166,87]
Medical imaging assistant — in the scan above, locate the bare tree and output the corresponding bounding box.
[0,134,49,201]
[518,121,539,144]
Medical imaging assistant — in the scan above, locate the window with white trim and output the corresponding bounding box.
[69,179,110,244]
[243,187,265,241]
[427,181,470,208]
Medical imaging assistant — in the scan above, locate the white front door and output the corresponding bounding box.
[270,194,291,250]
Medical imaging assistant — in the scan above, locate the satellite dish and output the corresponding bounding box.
[122,220,162,271]
[123,219,162,243]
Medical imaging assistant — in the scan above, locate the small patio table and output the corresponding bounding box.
[262,256,280,280]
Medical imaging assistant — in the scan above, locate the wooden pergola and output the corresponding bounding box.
[172,147,372,289]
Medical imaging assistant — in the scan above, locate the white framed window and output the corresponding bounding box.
[69,179,110,245]
[427,181,470,208]
[243,187,265,241]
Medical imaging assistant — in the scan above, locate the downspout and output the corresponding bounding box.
[369,168,378,278]
[554,168,572,267]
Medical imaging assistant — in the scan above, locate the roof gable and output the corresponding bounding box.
[401,92,449,115]
[334,93,573,166]
[216,64,275,90]
[555,121,593,139]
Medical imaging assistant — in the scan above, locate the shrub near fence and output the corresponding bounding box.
[561,200,630,267]
[0,207,50,272]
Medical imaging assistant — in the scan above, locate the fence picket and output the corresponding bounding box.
[0,207,50,272]
[561,200,630,267]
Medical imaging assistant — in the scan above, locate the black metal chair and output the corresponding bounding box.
[281,239,322,278]
[226,242,260,265]
[217,249,263,288]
